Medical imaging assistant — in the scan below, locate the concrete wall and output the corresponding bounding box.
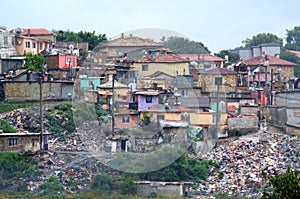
[3,81,74,101]
[137,182,184,198]
[267,107,286,127]
[0,58,24,73]
[190,112,227,126]
[286,108,300,125]
[275,91,300,107]
[200,74,237,92]
[138,95,158,110]
[240,105,259,115]
[228,117,259,133]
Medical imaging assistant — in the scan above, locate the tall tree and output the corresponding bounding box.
[54,30,107,50]
[242,33,283,47]
[163,36,210,54]
[285,26,300,51]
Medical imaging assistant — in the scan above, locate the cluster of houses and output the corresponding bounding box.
[1,26,300,153]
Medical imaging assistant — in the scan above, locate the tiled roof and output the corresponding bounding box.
[167,97,210,108]
[21,28,55,35]
[204,67,237,75]
[285,50,300,58]
[177,54,225,62]
[135,54,188,63]
[243,55,296,66]
[101,36,163,47]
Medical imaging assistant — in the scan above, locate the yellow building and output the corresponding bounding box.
[133,54,190,78]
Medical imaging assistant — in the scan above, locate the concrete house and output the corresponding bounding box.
[95,33,163,63]
[0,132,49,153]
[136,91,159,111]
[268,90,300,135]
[133,53,190,79]
[0,26,17,58]
[242,54,296,85]
[14,28,56,55]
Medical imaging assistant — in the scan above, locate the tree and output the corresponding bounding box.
[262,167,300,199]
[285,26,300,51]
[281,50,300,77]
[214,50,240,67]
[38,176,65,196]
[23,53,45,72]
[163,36,210,54]
[242,33,283,47]
[54,30,107,50]
[90,173,114,193]
[116,173,137,195]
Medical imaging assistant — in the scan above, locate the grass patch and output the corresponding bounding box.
[0,101,38,113]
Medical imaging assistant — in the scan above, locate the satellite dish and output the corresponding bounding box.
[190,61,198,67]
[69,44,74,51]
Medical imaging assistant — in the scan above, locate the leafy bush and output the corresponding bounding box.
[0,119,16,133]
[38,176,65,196]
[262,167,300,199]
[0,152,42,190]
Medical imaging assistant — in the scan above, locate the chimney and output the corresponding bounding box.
[121,33,124,38]
[27,29,30,37]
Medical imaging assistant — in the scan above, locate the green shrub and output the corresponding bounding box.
[0,119,16,133]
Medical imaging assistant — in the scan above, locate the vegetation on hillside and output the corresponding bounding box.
[163,36,210,54]
[0,101,38,113]
[0,119,16,133]
[262,167,300,198]
[0,152,42,192]
[54,30,107,50]
[45,101,106,134]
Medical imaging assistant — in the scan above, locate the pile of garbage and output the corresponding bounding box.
[200,131,300,197]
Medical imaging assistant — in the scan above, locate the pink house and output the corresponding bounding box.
[45,54,77,69]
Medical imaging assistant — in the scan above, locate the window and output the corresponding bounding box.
[8,138,18,146]
[146,96,152,103]
[214,77,223,86]
[142,64,148,71]
[122,115,130,124]
[25,41,30,48]
[32,42,36,48]
[182,89,189,97]
[40,43,43,50]
[212,114,220,123]
[66,58,72,64]
[216,64,221,68]
[3,36,8,45]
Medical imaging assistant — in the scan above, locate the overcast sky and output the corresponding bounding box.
[1,0,299,53]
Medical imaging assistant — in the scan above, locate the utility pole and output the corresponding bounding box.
[111,74,115,137]
[38,74,43,150]
[215,77,223,141]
